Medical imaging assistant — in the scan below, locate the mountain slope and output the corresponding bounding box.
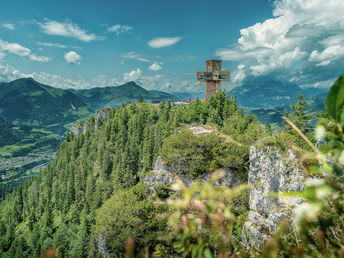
[0,78,91,127]
[72,81,177,110]
[0,116,21,147]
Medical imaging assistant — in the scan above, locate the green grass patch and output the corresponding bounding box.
[31,128,52,134]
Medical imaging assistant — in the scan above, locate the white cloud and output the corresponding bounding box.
[231,65,246,85]
[123,68,142,82]
[120,52,151,62]
[107,24,133,35]
[36,42,67,48]
[64,51,81,65]
[148,62,162,71]
[309,45,344,66]
[0,63,121,89]
[0,52,6,60]
[38,20,100,42]
[29,54,51,63]
[215,0,344,87]
[0,38,51,62]
[0,39,31,56]
[148,37,182,48]
[2,23,15,30]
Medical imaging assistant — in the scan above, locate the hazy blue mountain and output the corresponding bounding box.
[72,81,177,110]
[170,91,204,100]
[301,87,329,98]
[250,91,328,125]
[0,78,91,128]
[308,92,327,111]
[230,80,302,109]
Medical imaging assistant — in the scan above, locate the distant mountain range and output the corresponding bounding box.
[249,91,327,125]
[229,80,329,124]
[0,77,329,129]
[0,78,179,129]
[72,81,176,111]
[230,80,328,109]
[0,78,91,128]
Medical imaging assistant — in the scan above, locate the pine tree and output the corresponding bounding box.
[265,122,272,135]
[288,94,313,133]
[284,93,313,148]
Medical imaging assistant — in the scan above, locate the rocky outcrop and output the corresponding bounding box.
[242,146,304,246]
[72,108,110,136]
[143,124,243,188]
[143,156,239,188]
[71,124,84,136]
[71,120,92,136]
[95,108,110,129]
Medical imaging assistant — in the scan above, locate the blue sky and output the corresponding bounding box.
[0,0,343,92]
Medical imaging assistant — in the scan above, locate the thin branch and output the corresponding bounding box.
[282,116,319,154]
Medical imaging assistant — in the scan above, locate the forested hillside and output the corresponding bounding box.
[0,93,262,257]
[0,117,21,147]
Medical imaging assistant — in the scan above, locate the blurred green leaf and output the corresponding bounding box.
[326,75,344,125]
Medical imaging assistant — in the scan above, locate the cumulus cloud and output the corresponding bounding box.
[64,51,81,65]
[215,0,344,88]
[148,62,162,71]
[309,45,344,66]
[123,68,142,82]
[0,39,31,56]
[2,23,15,30]
[0,38,51,62]
[148,37,181,48]
[120,52,151,62]
[107,24,133,35]
[38,20,101,42]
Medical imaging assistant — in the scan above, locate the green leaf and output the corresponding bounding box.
[198,248,204,258]
[191,246,198,258]
[204,248,213,258]
[326,75,344,125]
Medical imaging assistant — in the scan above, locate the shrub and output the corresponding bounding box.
[154,184,174,199]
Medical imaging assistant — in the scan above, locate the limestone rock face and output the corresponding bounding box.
[71,121,92,136]
[71,124,84,136]
[95,108,110,129]
[143,156,239,188]
[72,108,110,136]
[243,146,304,246]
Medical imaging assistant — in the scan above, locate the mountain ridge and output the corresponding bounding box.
[72,81,177,110]
[229,80,328,109]
[0,78,91,127]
